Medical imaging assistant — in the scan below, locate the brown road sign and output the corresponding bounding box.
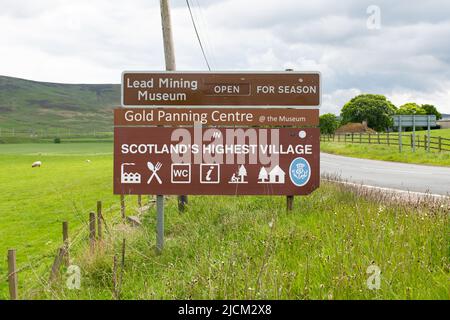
[122,71,320,107]
[114,108,319,126]
[114,127,320,195]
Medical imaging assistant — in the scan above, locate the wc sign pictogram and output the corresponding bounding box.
[171,164,191,183]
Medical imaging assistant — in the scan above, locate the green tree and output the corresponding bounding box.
[340,94,396,131]
[421,104,442,120]
[319,113,340,134]
[396,102,427,115]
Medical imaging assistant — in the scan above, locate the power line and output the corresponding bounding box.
[193,0,218,68]
[186,0,211,70]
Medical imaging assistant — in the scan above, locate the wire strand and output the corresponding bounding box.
[186,0,211,70]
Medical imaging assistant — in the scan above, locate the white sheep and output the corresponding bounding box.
[32,161,42,168]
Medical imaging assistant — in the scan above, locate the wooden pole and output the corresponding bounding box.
[412,115,416,152]
[137,195,142,209]
[286,195,294,211]
[8,249,18,300]
[160,0,176,71]
[62,221,69,266]
[161,0,186,214]
[112,254,118,300]
[178,195,188,212]
[398,117,402,153]
[427,115,431,152]
[97,201,103,241]
[89,211,96,252]
[49,247,66,283]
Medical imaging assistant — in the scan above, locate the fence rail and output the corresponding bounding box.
[0,128,113,139]
[321,132,450,152]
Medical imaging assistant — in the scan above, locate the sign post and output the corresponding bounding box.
[427,115,431,152]
[412,114,416,152]
[398,117,402,153]
[393,115,436,153]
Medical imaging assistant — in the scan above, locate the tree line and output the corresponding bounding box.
[319,94,443,134]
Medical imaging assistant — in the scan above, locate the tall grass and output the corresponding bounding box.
[27,183,449,300]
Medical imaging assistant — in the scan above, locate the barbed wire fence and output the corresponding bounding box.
[0,127,114,139]
[4,194,155,300]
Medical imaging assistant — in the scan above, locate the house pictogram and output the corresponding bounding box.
[258,165,285,184]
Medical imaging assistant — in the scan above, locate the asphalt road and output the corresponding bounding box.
[320,153,450,196]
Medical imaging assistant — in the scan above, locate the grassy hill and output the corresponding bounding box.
[0,75,120,134]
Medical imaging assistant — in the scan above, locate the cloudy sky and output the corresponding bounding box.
[1,0,450,114]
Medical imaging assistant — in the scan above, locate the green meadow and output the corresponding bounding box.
[0,142,448,300]
[321,128,450,166]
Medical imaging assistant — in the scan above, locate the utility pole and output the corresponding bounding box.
[157,0,187,253]
[160,0,188,214]
[160,0,176,71]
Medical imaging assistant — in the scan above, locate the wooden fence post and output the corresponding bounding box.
[137,195,142,209]
[359,133,362,143]
[112,255,118,300]
[8,249,18,300]
[120,195,126,220]
[97,201,103,241]
[89,211,96,252]
[368,134,371,144]
[286,195,294,211]
[49,247,66,283]
[439,136,442,152]
[62,221,69,266]
[377,133,380,144]
[387,132,390,146]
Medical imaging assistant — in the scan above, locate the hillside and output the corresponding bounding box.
[0,75,120,134]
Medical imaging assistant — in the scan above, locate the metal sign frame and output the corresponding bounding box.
[392,115,436,152]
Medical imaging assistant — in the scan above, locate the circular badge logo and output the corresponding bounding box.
[289,157,311,187]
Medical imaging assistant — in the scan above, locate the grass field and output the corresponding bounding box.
[322,128,450,166]
[0,143,114,299]
[0,142,448,300]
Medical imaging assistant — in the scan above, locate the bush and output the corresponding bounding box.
[54,137,61,144]
[319,113,340,134]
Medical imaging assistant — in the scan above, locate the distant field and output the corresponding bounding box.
[414,128,450,139]
[0,143,114,299]
[0,142,448,300]
[321,128,450,166]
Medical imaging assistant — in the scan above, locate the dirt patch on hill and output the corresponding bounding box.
[336,122,377,134]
